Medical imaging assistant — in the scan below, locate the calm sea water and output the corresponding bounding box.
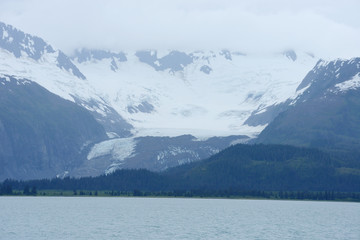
[0,197,359,240]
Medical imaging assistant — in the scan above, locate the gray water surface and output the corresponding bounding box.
[0,197,359,240]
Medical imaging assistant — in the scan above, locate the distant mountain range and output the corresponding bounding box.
[1,21,359,180]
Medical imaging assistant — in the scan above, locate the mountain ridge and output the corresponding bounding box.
[2,21,359,179]
[0,74,108,180]
[256,58,360,152]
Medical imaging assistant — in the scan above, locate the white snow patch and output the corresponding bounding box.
[156,146,200,165]
[0,48,105,105]
[95,107,107,117]
[316,60,329,69]
[254,107,267,115]
[192,136,211,141]
[334,74,360,92]
[56,171,69,179]
[87,138,136,161]
[0,74,31,85]
[105,164,122,175]
[288,82,312,105]
[106,132,120,139]
[294,83,311,97]
[230,138,249,145]
[2,30,8,39]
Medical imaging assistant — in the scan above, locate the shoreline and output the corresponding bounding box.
[1,190,359,203]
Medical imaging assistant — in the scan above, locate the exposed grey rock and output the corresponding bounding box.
[73,97,133,137]
[200,65,212,74]
[0,75,108,180]
[135,50,193,72]
[219,49,232,60]
[72,48,127,63]
[244,102,289,127]
[0,22,85,80]
[127,101,155,114]
[255,58,360,151]
[57,51,86,79]
[283,50,297,61]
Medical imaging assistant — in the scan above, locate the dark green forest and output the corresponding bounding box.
[1,144,360,201]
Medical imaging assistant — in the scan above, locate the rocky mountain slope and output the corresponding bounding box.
[0,75,107,180]
[4,21,355,179]
[256,58,360,151]
[0,22,132,138]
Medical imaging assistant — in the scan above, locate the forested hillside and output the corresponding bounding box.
[2,144,359,198]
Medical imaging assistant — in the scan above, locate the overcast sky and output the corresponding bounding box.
[0,0,359,58]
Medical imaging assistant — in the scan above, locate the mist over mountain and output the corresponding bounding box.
[1,21,359,180]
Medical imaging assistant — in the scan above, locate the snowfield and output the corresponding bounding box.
[73,50,318,138]
[0,22,320,138]
[87,138,137,174]
[335,73,360,92]
[2,21,360,177]
[0,43,318,139]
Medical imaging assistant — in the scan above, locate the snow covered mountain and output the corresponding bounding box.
[0,74,108,180]
[1,21,319,139]
[70,48,318,138]
[0,21,325,178]
[256,58,360,151]
[0,22,132,138]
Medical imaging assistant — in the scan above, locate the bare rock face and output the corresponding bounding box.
[0,75,108,180]
[256,58,360,151]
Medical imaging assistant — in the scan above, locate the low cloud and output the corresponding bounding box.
[0,0,359,58]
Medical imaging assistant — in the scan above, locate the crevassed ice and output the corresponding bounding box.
[87,138,136,161]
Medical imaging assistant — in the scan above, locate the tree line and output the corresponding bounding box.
[1,144,359,201]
